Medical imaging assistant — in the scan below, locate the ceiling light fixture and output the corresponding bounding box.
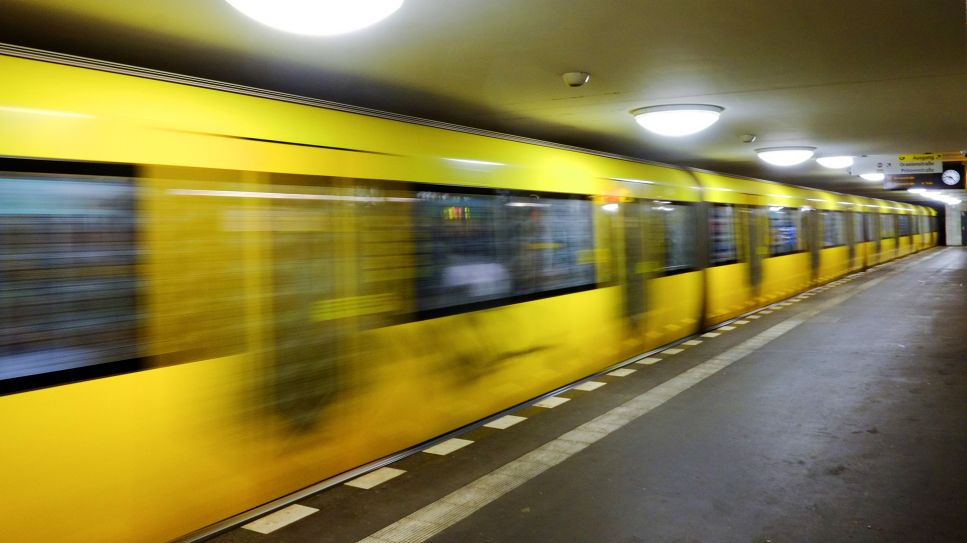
[859,173,885,182]
[630,104,724,137]
[907,188,927,194]
[224,0,404,36]
[755,147,816,166]
[816,156,854,169]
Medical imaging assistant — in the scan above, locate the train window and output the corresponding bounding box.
[659,202,698,272]
[767,207,803,256]
[0,174,139,385]
[414,188,596,316]
[897,215,911,236]
[880,214,896,238]
[864,213,877,241]
[853,212,865,242]
[709,204,738,265]
[821,211,845,247]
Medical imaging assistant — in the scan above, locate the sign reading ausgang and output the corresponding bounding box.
[851,154,943,175]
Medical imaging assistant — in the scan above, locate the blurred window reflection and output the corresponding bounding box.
[897,214,911,237]
[767,207,803,256]
[659,203,697,272]
[709,204,738,265]
[822,211,846,247]
[414,188,595,315]
[879,214,896,239]
[0,175,138,381]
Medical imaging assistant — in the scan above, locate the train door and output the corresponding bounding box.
[266,174,413,430]
[961,212,966,245]
[621,199,648,330]
[742,206,765,295]
[872,213,882,263]
[804,209,820,281]
[845,210,856,268]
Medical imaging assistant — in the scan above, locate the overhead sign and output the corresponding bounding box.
[851,154,943,175]
[883,163,965,190]
[897,153,943,162]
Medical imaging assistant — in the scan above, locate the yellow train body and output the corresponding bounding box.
[0,53,936,543]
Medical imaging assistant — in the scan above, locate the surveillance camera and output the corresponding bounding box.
[561,72,590,88]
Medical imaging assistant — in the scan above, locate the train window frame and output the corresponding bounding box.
[767,206,806,257]
[708,203,740,266]
[897,214,912,237]
[0,158,144,397]
[412,183,600,320]
[821,210,846,248]
[653,200,700,276]
[880,213,897,239]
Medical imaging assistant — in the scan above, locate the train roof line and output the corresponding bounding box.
[0,42,920,210]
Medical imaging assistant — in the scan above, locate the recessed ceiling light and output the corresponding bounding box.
[907,188,926,193]
[630,105,724,137]
[224,0,404,36]
[859,173,885,182]
[816,156,854,169]
[755,147,816,166]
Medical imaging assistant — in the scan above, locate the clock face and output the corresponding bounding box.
[941,169,961,185]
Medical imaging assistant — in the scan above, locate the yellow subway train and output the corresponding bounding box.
[0,49,936,543]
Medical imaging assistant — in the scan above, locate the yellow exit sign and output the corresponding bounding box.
[897,153,943,162]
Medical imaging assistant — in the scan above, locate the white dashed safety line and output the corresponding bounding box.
[345,468,407,490]
[662,348,684,355]
[683,340,703,346]
[350,249,942,543]
[533,396,570,408]
[607,368,637,377]
[484,415,527,430]
[242,504,319,534]
[734,320,750,325]
[573,381,606,391]
[635,357,662,365]
[423,439,474,456]
[719,325,736,331]
[701,332,721,338]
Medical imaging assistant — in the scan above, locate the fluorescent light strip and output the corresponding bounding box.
[444,158,504,167]
[609,177,655,184]
[168,189,417,202]
[0,105,93,118]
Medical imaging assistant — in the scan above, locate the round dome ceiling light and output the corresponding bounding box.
[859,173,885,182]
[631,104,724,137]
[224,0,404,36]
[816,155,854,169]
[755,147,816,166]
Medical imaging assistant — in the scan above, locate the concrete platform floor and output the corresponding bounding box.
[209,247,967,543]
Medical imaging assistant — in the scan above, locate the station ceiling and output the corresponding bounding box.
[2,0,965,206]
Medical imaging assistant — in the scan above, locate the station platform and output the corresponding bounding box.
[208,247,967,543]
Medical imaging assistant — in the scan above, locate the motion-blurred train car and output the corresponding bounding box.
[0,50,937,542]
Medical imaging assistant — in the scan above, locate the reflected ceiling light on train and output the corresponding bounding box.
[224,0,404,36]
[815,156,854,169]
[444,158,504,167]
[609,177,655,184]
[0,105,93,119]
[505,202,550,208]
[630,104,724,137]
[755,147,816,166]
[859,173,885,182]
